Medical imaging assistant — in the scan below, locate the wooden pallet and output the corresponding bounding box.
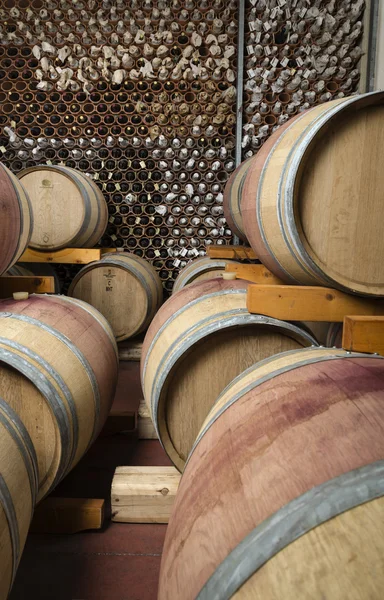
[30,497,105,534]
[118,340,143,362]
[111,466,180,524]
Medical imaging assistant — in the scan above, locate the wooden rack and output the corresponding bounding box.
[207,245,257,261]
[0,275,55,298]
[19,247,116,264]
[246,284,384,322]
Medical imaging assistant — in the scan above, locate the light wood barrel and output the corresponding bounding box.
[223,158,252,242]
[7,263,61,293]
[0,397,38,598]
[241,91,384,296]
[0,294,118,500]
[0,163,33,276]
[18,166,108,251]
[141,278,317,471]
[68,252,163,341]
[172,257,238,293]
[159,347,384,600]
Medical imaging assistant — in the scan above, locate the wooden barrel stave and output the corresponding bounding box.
[223,158,252,242]
[0,163,32,276]
[0,317,95,497]
[232,494,384,599]
[69,252,163,341]
[159,348,384,600]
[172,257,238,293]
[0,397,37,598]
[65,167,108,248]
[0,294,118,427]
[0,295,118,500]
[142,279,317,471]
[18,166,107,251]
[241,113,305,282]
[242,92,384,296]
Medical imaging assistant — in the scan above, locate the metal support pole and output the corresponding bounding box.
[235,0,245,169]
[232,0,246,246]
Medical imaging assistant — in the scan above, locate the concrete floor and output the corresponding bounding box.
[11,362,171,600]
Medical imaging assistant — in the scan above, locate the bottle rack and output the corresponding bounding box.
[0,0,238,293]
[0,0,368,293]
[241,0,366,160]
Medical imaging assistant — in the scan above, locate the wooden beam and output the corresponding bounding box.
[357,0,372,93]
[118,340,143,362]
[30,497,105,534]
[225,263,284,285]
[19,247,116,264]
[138,399,157,439]
[342,316,384,356]
[207,245,257,261]
[246,285,384,322]
[111,466,180,524]
[0,276,55,298]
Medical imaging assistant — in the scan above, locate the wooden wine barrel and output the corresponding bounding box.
[18,166,108,251]
[159,347,384,600]
[0,294,118,500]
[172,257,238,293]
[0,162,33,276]
[241,91,384,296]
[223,158,252,242]
[68,252,163,341]
[7,263,61,293]
[0,397,38,599]
[326,322,343,347]
[300,321,332,345]
[141,278,317,470]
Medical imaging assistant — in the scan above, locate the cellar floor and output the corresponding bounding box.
[10,362,171,600]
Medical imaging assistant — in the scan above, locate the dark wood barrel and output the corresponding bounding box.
[141,278,317,471]
[172,257,238,293]
[18,166,108,251]
[0,162,32,276]
[241,91,384,296]
[68,252,163,341]
[159,347,384,599]
[0,397,38,598]
[0,294,118,500]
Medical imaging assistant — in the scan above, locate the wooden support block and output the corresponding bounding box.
[208,245,257,261]
[118,340,143,361]
[111,466,180,523]
[138,399,157,439]
[0,275,55,298]
[246,285,384,322]
[19,247,116,264]
[225,263,284,285]
[342,316,384,355]
[99,409,137,437]
[30,497,105,534]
